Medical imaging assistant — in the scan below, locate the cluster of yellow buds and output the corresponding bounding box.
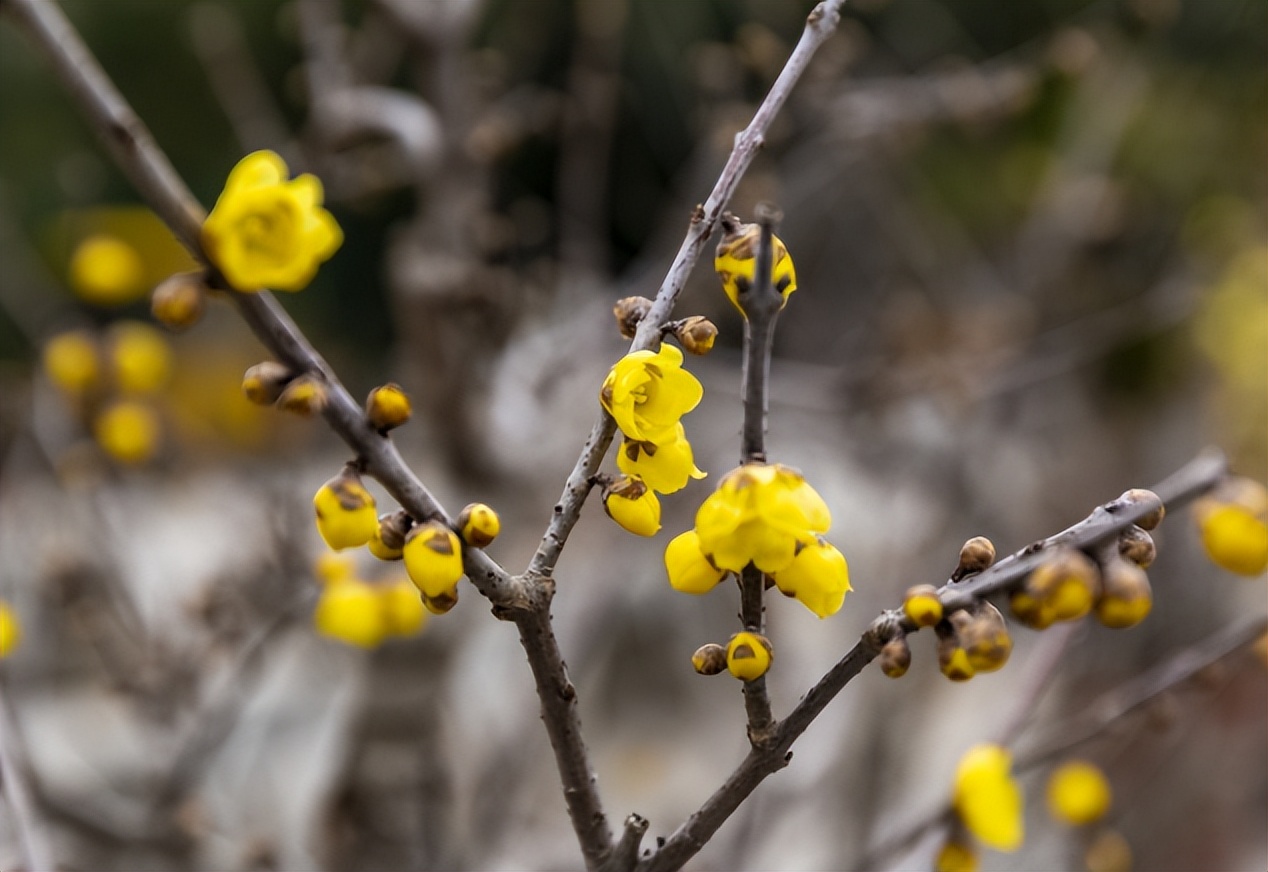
[241,361,328,417]
[312,553,426,648]
[599,342,707,536]
[41,320,174,465]
[666,463,851,618]
[202,150,343,293]
[689,632,774,682]
[1193,476,1268,577]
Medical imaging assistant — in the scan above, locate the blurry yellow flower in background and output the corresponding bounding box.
[108,321,173,394]
[953,744,1023,852]
[202,150,343,292]
[69,234,146,306]
[43,329,100,396]
[94,400,162,464]
[1046,760,1112,826]
[0,601,22,658]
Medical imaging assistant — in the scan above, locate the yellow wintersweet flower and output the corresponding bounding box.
[94,400,162,464]
[616,424,706,494]
[69,233,147,306]
[725,631,773,681]
[953,744,1023,852]
[402,520,465,600]
[1047,760,1112,826]
[313,468,379,551]
[43,330,101,396]
[714,218,797,316]
[694,463,831,574]
[769,536,851,618]
[314,577,387,648]
[108,321,172,394]
[602,475,662,537]
[202,150,342,292]
[600,343,703,444]
[664,530,727,594]
[0,600,22,658]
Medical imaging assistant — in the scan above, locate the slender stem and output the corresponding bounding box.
[526,0,853,583]
[0,676,56,872]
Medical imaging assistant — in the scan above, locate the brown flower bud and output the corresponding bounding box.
[457,502,501,548]
[691,642,728,676]
[955,601,1012,673]
[1095,556,1152,629]
[879,635,912,678]
[1117,525,1156,568]
[276,374,327,416]
[952,536,997,580]
[369,511,412,561]
[613,296,654,339]
[673,316,718,355]
[242,361,295,405]
[365,383,412,432]
[936,620,975,682]
[151,272,207,331]
[1027,547,1101,622]
[1118,488,1164,530]
[902,584,943,627]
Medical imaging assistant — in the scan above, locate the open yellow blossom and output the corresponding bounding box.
[0,601,21,658]
[202,150,342,292]
[616,424,706,494]
[600,343,703,444]
[403,521,465,600]
[95,400,162,464]
[1047,760,1112,826]
[664,530,727,594]
[108,321,172,394]
[953,744,1023,852]
[603,475,662,537]
[313,469,378,551]
[714,218,797,315]
[694,463,831,574]
[769,536,851,618]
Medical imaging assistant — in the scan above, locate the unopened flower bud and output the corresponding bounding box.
[422,587,459,615]
[953,536,996,581]
[313,466,379,551]
[936,620,976,682]
[368,511,411,561]
[613,296,653,339]
[935,840,978,872]
[403,520,465,600]
[601,475,662,537]
[673,316,718,355]
[1118,488,1164,530]
[1027,547,1101,622]
[1117,525,1156,568]
[151,272,208,331]
[1193,476,1268,576]
[1046,760,1112,826]
[457,502,501,547]
[726,631,773,682]
[880,634,912,678]
[903,584,943,627]
[1084,829,1132,872]
[365,383,411,432]
[691,642,728,675]
[1094,557,1152,629]
[955,602,1012,673]
[277,374,327,416]
[242,361,295,405]
[1009,586,1056,630]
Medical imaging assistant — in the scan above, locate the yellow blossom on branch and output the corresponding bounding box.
[600,343,703,445]
[202,150,342,292]
[769,536,851,618]
[953,744,1023,852]
[616,424,706,494]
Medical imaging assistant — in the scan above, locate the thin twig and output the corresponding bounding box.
[525,0,853,583]
[633,449,1228,872]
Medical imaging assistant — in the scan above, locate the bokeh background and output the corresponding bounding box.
[0,0,1264,869]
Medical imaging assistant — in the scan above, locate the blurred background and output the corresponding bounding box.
[0,0,1264,869]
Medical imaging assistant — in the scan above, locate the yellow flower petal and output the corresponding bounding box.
[616,424,706,494]
[769,537,851,618]
[600,343,703,444]
[665,530,727,594]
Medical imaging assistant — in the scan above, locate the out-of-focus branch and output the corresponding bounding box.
[630,449,1229,872]
[0,678,56,872]
[527,0,854,583]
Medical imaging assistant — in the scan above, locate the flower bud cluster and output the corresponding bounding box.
[665,464,851,618]
[689,633,774,682]
[312,554,426,649]
[41,321,174,465]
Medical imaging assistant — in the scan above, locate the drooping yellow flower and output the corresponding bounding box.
[769,536,851,618]
[94,400,162,464]
[953,744,1023,852]
[616,424,706,494]
[0,601,22,658]
[694,463,831,574]
[314,577,387,648]
[600,343,703,444]
[69,233,147,306]
[43,330,101,396]
[726,631,773,681]
[402,520,465,600]
[1047,760,1112,826]
[313,468,379,551]
[202,150,342,292]
[714,218,797,316]
[664,529,727,594]
[602,475,662,537]
[108,321,172,394]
